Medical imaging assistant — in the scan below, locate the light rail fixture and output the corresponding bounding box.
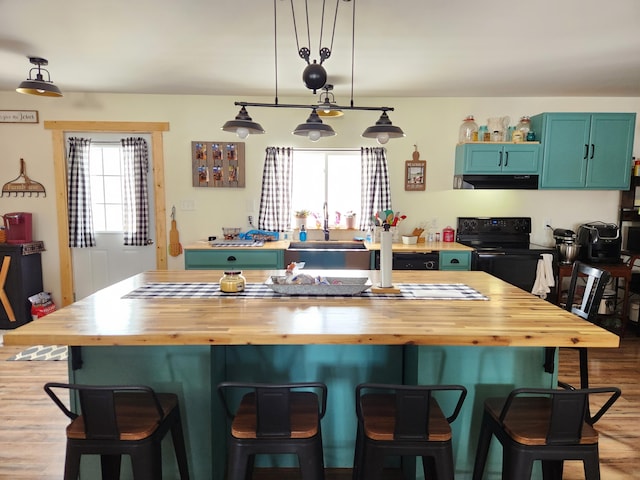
[16,57,63,97]
[222,0,404,144]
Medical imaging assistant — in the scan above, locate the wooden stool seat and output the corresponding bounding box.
[66,392,180,441]
[484,397,598,446]
[361,394,451,442]
[231,391,320,439]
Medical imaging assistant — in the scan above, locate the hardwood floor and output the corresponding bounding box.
[0,334,638,479]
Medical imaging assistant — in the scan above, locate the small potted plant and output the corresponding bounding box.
[294,210,310,229]
[345,211,357,229]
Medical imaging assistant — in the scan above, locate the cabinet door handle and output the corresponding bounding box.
[450,258,460,264]
[504,151,509,167]
[584,144,589,159]
[498,151,503,167]
[590,144,595,159]
[227,255,237,262]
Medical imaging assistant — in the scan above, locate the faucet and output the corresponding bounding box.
[323,202,330,240]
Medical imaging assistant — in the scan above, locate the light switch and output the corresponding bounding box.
[180,199,195,211]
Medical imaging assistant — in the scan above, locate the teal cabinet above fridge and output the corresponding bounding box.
[530,113,636,190]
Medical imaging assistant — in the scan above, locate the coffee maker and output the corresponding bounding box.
[2,212,33,244]
[553,228,579,264]
[577,222,622,263]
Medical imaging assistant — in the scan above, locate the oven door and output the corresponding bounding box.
[472,251,542,292]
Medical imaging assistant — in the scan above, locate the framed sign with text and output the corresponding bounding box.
[0,110,39,124]
[405,160,426,191]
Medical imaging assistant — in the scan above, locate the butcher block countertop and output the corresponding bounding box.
[4,269,618,349]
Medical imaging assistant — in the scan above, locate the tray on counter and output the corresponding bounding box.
[265,276,372,296]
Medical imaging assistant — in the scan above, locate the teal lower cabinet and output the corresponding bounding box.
[68,344,555,479]
[184,248,284,270]
[440,250,472,270]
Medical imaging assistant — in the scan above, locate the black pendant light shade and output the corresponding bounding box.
[362,111,405,145]
[221,106,265,139]
[16,57,63,97]
[293,108,336,142]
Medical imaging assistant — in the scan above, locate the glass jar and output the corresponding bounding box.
[219,270,246,293]
[458,115,479,143]
[516,116,531,136]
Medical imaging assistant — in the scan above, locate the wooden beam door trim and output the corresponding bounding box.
[46,121,169,307]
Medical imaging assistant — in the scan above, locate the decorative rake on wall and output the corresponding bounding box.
[1,158,46,197]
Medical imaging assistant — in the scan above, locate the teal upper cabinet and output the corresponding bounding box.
[530,113,636,190]
[454,143,540,175]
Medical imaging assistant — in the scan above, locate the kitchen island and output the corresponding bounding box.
[4,269,618,480]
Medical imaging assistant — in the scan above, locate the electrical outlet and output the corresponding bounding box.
[248,215,254,225]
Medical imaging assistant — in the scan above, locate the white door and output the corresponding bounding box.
[69,133,156,301]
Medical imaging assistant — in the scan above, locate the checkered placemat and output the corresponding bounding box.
[122,282,488,300]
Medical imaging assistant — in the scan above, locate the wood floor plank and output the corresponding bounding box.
[1,335,638,479]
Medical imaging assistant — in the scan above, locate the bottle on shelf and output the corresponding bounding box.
[516,116,531,138]
[458,115,479,142]
[478,125,489,142]
[299,224,307,242]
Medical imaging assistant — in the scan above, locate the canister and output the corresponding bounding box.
[442,226,455,242]
[219,271,246,293]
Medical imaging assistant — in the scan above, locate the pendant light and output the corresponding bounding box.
[293,108,336,141]
[222,0,404,143]
[362,111,405,145]
[16,57,63,97]
[221,106,265,139]
[317,84,344,118]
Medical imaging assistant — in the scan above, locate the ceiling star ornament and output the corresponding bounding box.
[222,0,404,144]
[16,57,63,97]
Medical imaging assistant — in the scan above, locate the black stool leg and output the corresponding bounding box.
[170,412,190,479]
[131,442,162,480]
[63,444,81,480]
[227,443,249,480]
[472,412,493,480]
[100,454,122,479]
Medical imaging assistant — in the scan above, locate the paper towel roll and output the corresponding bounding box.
[380,229,393,288]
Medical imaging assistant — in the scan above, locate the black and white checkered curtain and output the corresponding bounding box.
[359,147,392,230]
[121,137,150,246]
[67,137,96,247]
[258,147,293,231]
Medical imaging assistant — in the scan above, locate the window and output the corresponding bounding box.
[290,151,361,228]
[88,143,125,232]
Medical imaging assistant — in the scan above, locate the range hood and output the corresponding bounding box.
[453,174,539,190]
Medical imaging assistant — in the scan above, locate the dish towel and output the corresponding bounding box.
[531,253,556,299]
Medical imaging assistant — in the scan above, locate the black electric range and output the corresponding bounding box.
[456,217,556,293]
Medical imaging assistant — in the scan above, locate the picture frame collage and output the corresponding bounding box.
[191,141,245,188]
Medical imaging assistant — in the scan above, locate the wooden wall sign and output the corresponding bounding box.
[0,110,39,124]
[405,145,426,191]
[191,141,245,188]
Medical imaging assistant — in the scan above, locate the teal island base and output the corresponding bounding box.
[69,344,556,480]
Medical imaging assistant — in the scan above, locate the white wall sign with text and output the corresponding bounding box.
[0,110,39,124]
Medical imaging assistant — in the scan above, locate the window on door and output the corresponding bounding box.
[290,151,361,228]
[88,143,125,232]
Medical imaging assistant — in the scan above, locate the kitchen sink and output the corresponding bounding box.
[285,241,370,269]
[287,241,367,250]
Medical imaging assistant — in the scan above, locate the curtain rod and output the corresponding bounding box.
[291,147,361,152]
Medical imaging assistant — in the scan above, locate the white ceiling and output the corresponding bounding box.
[1,0,640,100]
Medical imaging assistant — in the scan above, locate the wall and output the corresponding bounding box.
[1,91,639,304]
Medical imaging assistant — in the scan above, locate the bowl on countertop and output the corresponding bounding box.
[402,235,418,245]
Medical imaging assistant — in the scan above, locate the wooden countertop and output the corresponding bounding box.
[183,240,473,253]
[4,270,618,349]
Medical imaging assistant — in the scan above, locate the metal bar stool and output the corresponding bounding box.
[352,383,467,480]
[44,382,189,480]
[472,386,621,480]
[217,382,327,480]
